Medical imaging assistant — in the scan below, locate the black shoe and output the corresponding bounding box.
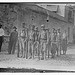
[51,55,55,58]
[57,55,59,57]
[51,57,54,59]
[29,57,32,59]
[23,56,25,58]
[8,53,11,54]
[41,58,44,60]
[17,56,19,57]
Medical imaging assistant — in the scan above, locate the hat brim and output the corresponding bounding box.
[13,27,17,29]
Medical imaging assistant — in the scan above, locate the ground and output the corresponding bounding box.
[0,43,75,72]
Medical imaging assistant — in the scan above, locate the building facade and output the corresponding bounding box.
[15,3,73,43]
[0,3,73,43]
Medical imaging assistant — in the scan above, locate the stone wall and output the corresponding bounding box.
[14,6,73,43]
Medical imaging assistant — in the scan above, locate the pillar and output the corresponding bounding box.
[73,10,75,43]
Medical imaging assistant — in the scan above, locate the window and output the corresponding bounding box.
[68,8,74,23]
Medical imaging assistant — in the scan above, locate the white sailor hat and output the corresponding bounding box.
[41,24,45,28]
[35,26,38,30]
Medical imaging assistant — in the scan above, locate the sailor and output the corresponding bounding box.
[33,26,39,58]
[40,24,47,60]
[47,30,51,58]
[0,24,4,52]
[57,28,62,56]
[28,25,35,59]
[8,26,18,54]
[51,28,57,58]
[61,30,67,55]
[18,23,27,58]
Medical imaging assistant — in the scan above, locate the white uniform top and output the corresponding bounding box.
[57,33,60,41]
[51,33,57,42]
[20,30,25,37]
[51,33,54,42]
[62,32,66,39]
[0,28,4,36]
[29,30,33,40]
[40,30,46,39]
[20,29,27,39]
